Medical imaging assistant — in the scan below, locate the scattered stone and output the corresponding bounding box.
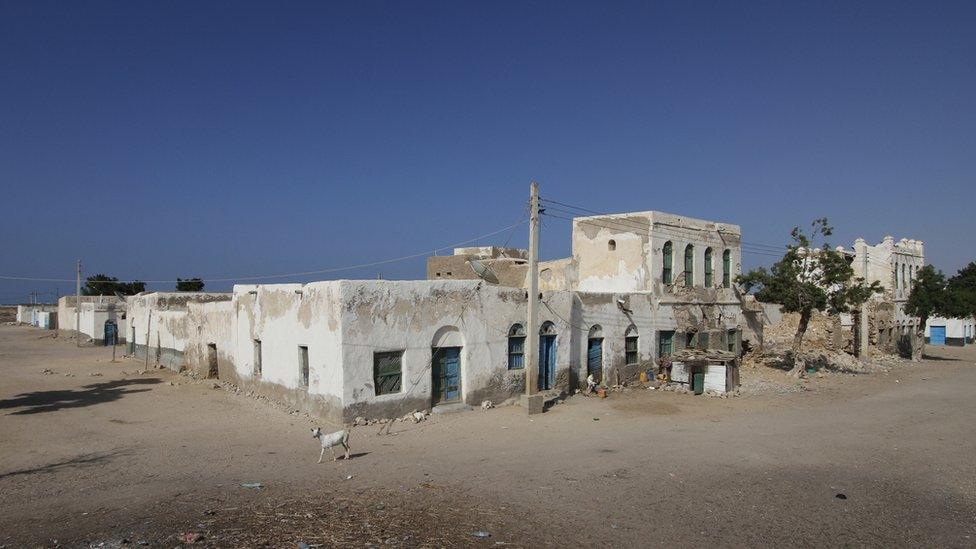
[41,369,54,375]
[481,400,494,411]
[89,372,103,377]
[241,482,263,489]
[178,532,203,544]
[472,531,491,539]
[835,493,847,500]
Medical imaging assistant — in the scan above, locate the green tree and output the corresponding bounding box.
[176,277,205,292]
[737,218,882,376]
[82,274,146,296]
[904,265,949,359]
[946,262,976,320]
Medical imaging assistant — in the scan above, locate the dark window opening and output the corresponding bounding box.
[253,339,262,376]
[299,345,309,388]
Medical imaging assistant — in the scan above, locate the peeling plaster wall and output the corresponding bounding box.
[573,291,744,385]
[184,300,235,377]
[57,295,124,335]
[338,280,574,421]
[233,282,346,423]
[571,211,742,298]
[77,302,125,344]
[126,293,231,369]
[573,214,651,292]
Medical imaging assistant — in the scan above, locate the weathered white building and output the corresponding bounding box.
[122,209,750,422]
[16,304,57,327]
[125,292,232,369]
[849,236,925,353]
[57,295,126,344]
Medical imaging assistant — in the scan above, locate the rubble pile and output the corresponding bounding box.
[746,311,869,373]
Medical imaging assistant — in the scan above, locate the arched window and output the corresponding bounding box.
[540,321,557,335]
[507,323,525,370]
[608,239,616,251]
[704,247,713,287]
[662,241,673,285]
[625,325,639,365]
[901,264,907,291]
[684,244,695,287]
[722,249,731,288]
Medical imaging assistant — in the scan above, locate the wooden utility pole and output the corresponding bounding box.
[76,260,82,347]
[522,181,543,414]
[859,249,869,357]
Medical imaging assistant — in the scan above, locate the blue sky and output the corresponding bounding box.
[1,1,973,302]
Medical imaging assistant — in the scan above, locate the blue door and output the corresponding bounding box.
[587,338,603,383]
[104,321,118,346]
[432,347,461,404]
[930,326,946,346]
[539,335,556,390]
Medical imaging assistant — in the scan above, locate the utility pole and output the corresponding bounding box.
[859,249,869,358]
[522,181,543,414]
[76,260,82,348]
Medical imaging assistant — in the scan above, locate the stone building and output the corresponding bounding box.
[849,236,925,354]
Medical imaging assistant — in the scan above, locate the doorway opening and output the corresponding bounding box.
[432,346,462,405]
[207,343,219,379]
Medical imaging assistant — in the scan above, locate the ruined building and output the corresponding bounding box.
[846,236,925,354]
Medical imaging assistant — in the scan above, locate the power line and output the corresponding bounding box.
[0,219,528,285]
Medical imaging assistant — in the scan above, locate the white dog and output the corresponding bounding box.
[311,427,351,463]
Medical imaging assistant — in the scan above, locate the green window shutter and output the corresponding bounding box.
[374,351,403,395]
[704,248,713,287]
[723,249,731,288]
[658,330,674,357]
[684,245,694,286]
[625,336,638,364]
[662,241,673,285]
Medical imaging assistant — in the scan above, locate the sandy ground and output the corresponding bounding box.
[1,324,976,548]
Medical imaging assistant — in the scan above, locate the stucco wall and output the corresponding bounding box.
[233,283,346,422]
[127,292,231,369]
[571,211,742,296]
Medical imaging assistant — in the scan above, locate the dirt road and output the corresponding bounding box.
[1,325,975,547]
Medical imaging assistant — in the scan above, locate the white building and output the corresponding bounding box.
[925,316,975,347]
[128,209,750,422]
[849,236,925,353]
[58,295,126,343]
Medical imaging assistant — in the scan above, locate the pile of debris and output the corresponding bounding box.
[746,311,869,374]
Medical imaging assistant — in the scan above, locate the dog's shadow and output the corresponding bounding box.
[345,452,370,460]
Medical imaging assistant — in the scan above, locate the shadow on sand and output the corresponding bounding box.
[0,448,134,479]
[0,378,161,415]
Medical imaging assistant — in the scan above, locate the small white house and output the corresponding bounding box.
[925,317,975,347]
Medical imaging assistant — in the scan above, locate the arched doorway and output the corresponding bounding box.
[539,321,557,391]
[431,326,463,405]
[103,320,118,346]
[587,325,603,384]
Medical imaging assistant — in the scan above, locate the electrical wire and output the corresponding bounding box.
[0,219,528,285]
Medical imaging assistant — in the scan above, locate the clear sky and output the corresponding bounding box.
[1,1,973,302]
